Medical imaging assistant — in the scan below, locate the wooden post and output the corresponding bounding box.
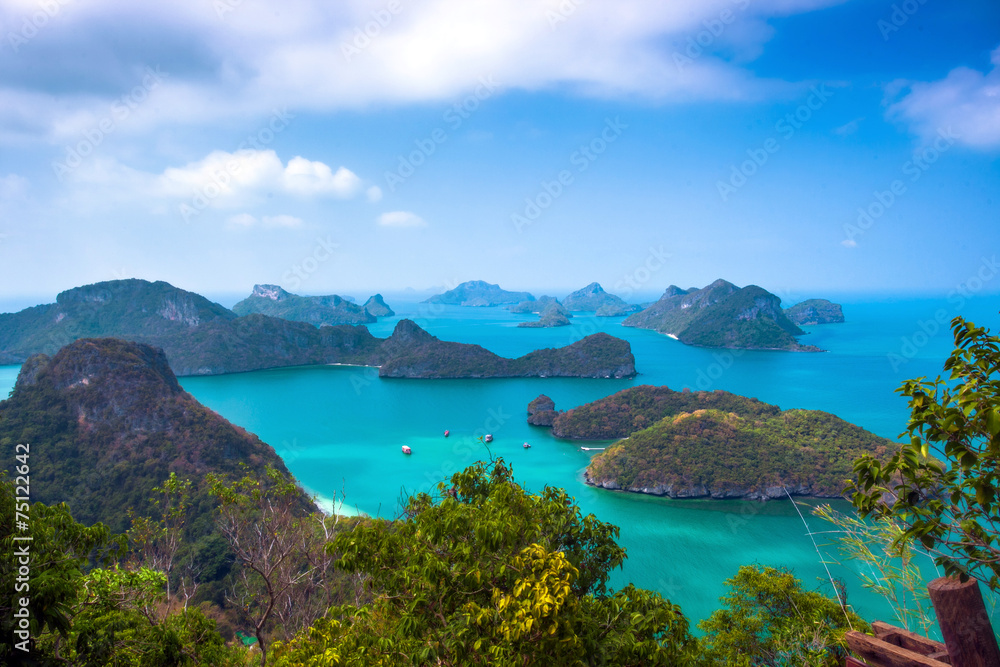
[927,576,1000,667]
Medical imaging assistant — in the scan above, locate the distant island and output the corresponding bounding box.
[0,279,634,378]
[622,279,822,352]
[784,299,845,326]
[562,283,639,315]
[509,295,562,314]
[516,302,572,328]
[528,386,899,500]
[233,284,384,326]
[424,280,534,306]
[362,294,395,317]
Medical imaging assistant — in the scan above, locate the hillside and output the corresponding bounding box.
[362,294,395,317]
[785,299,845,325]
[562,283,639,313]
[424,280,534,306]
[516,302,572,328]
[0,338,312,534]
[509,295,562,314]
[585,408,898,500]
[622,280,821,351]
[232,284,377,325]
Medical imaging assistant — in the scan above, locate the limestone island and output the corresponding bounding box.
[517,303,572,328]
[233,284,389,326]
[563,282,640,315]
[784,299,845,326]
[424,280,534,307]
[623,279,823,352]
[527,386,900,501]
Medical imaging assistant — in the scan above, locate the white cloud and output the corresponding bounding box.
[226,212,303,229]
[840,239,857,248]
[0,0,848,142]
[888,45,1000,150]
[261,214,303,228]
[227,213,258,227]
[366,185,383,202]
[377,211,426,228]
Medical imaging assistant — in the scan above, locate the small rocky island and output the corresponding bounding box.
[563,282,639,314]
[509,295,562,314]
[424,280,534,307]
[623,279,823,352]
[784,299,845,326]
[362,294,395,317]
[517,303,572,328]
[233,284,387,326]
[527,386,899,500]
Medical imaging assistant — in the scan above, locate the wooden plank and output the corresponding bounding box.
[872,620,950,661]
[846,631,953,667]
[928,577,1000,667]
[847,657,870,667]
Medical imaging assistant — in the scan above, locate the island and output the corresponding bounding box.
[527,385,899,500]
[232,284,378,326]
[0,279,635,378]
[784,299,845,325]
[509,295,563,314]
[562,282,639,314]
[526,394,558,426]
[622,279,822,352]
[424,280,534,306]
[0,338,312,533]
[516,303,572,328]
[362,294,395,317]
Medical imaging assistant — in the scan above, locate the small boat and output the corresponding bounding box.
[523,442,531,449]
[484,434,493,443]
[444,430,450,437]
[401,445,412,455]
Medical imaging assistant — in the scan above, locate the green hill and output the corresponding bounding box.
[785,299,845,325]
[232,284,376,325]
[424,280,534,306]
[562,283,639,313]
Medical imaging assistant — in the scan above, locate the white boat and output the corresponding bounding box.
[523,442,531,449]
[401,445,412,455]
[484,434,493,443]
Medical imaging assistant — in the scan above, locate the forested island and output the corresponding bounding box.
[623,280,824,351]
[424,280,534,306]
[784,298,845,325]
[528,386,899,500]
[232,284,385,325]
[0,279,634,378]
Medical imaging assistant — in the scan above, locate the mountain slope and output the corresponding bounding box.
[424,280,534,306]
[785,299,845,325]
[562,283,638,313]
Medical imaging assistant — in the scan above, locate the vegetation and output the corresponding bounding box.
[698,565,867,667]
[548,384,780,440]
[852,316,1000,590]
[561,283,637,313]
[272,459,700,666]
[622,279,820,351]
[586,407,898,499]
[516,303,571,328]
[232,285,376,326]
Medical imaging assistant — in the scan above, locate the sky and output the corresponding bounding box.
[0,0,998,306]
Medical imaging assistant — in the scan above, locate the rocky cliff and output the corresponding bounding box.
[232,284,376,326]
[784,299,845,326]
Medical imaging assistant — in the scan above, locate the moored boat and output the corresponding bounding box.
[401,445,412,455]
[523,442,531,449]
[484,434,493,443]
[444,430,450,437]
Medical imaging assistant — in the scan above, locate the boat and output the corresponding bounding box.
[484,434,493,443]
[444,430,450,437]
[523,442,531,449]
[401,445,412,455]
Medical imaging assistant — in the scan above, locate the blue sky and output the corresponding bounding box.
[0,0,997,305]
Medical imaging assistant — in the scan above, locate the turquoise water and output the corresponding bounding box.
[3,296,999,628]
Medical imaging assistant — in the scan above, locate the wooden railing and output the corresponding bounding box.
[846,576,1000,667]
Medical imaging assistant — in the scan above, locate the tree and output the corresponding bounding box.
[698,564,868,667]
[852,316,1000,589]
[271,458,699,666]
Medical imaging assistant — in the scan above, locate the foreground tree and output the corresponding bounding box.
[852,316,1000,589]
[272,458,698,666]
[699,565,867,667]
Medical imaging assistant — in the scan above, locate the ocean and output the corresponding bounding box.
[2,294,998,630]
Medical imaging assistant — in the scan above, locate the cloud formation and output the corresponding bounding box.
[377,211,426,228]
[889,45,1000,150]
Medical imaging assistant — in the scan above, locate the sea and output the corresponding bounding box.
[2,295,998,631]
